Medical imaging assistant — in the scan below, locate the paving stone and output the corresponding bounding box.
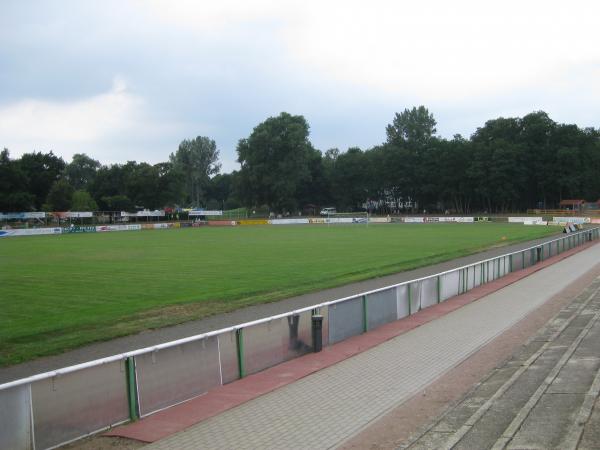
[579,396,600,450]
[507,340,546,364]
[508,393,585,449]
[409,431,453,450]
[548,357,600,394]
[432,367,520,433]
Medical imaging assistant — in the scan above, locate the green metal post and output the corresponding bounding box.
[126,357,139,421]
[362,295,368,332]
[236,329,245,379]
[522,251,525,269]
[509,254,513,272]
[408,283,412,315]
[437,276,441,303]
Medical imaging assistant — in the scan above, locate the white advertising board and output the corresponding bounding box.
[188,210,223,216]
[508,217,543,223]
[0,228,61,237]
[0,212,46,220]
[67,212,94,218]
[438,217,474,223]
[553,217,589,224]
[96,224,142,232]
[326,217,354,223]
[121,210,165,217]
[269,219,310,225]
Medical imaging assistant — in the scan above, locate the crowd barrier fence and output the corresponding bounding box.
[1,227,598,450]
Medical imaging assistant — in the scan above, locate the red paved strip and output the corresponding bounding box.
[106,240,597,443]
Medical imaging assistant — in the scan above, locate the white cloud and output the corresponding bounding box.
[283,0,600,101]
[0,77,185,162]
[126,0,600,106]
[2,0,599,168]
[138,0,297,32]
[0,77,139,143]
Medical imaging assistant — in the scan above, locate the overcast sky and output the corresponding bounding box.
[1,0,599,173]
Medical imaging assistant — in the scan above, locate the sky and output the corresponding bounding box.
[1,0,599,173]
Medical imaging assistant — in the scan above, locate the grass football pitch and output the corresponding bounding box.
[0,223,559,366]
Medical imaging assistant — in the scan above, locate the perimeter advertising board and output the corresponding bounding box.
[62,226,96,233]
[0,228,61,237]
[553,217,590,224]
[96,224,142,232]
[269,219,310,225]
[0,212,46,220]
[188,210,223,216]
[509,217,543,223]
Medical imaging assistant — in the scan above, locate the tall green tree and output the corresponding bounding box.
[65,153,100,190]
[237,112,314,212]
[0,149,35,211]
[101,195,133,212]
[90,164,127,209]
[383,107,439,211]
[44,179,74,211]
[71,190,98,211]
[170,137,221,207]
[19,151,66,209]
[154,162,184,208]
[386,106,437,148]
[123,161,159,209]
[435,136,474,213]
[330,147,369,211]
[206,173,240,210]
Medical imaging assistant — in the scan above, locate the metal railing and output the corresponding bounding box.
[1,228,598,450]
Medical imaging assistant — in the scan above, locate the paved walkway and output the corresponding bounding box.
[139,242,600,449]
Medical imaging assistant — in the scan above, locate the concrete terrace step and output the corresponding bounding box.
[407,276,600,450]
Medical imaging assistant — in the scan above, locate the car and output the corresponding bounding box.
[320,207,337,216]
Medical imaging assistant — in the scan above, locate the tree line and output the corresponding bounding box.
[2,107,599,214]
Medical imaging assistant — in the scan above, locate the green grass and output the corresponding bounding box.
[0,223,559,366]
